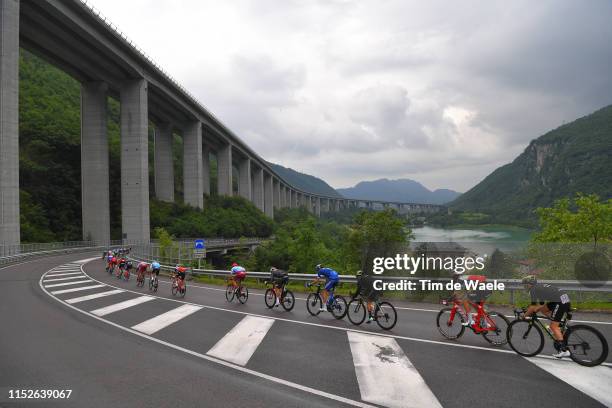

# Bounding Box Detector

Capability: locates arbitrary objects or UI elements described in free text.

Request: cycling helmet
[232,262,238,267]
[315,264,322,271]
[356,270,363,277]
[270,267,278,273]
[522,275,537,285]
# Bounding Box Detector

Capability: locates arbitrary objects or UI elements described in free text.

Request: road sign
[194,239,206,259]
[194,239,205,250]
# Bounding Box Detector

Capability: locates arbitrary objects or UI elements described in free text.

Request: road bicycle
[105,263,115,275]
[171,274,186,297]
[507,308,608,366]
[264,280,295,311]
[136,270,146,287]
[148,273,159,292]
[347,293,397,330]
[436,295,510,346]
[305,281,347,319]
[225,277,248,304]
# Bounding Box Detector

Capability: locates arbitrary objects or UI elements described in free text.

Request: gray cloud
[89,0,612,191]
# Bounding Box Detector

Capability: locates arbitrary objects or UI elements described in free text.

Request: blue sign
[194,239,205,250]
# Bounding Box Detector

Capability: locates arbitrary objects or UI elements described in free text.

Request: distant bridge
[0,0,444,251]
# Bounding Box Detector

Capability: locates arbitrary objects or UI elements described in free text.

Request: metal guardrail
[0,245,114,267]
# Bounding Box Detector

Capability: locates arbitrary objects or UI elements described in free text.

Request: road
[1,253,611,408]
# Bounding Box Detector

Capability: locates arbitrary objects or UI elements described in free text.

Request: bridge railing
[0,241,123,266]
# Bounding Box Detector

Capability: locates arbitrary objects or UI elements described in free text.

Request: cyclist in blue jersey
[315,264,339,312]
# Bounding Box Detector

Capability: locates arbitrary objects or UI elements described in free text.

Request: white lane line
[132,304,202,335]
[43,275,86,283]
[207,315,275,366]
[78,263,612,367]
[44,272,83,277]
[44,279,92,288]
[348,332,442,408]
[40,270,374,408]
[90,296,154,316]
[49,267,81,271]
[51,284,107,295]
[526,357,612,407]
[65,289,125,304]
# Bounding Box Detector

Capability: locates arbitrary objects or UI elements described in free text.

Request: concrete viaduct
[0,0,443,250]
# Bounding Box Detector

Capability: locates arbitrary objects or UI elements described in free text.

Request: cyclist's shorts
[272,276,289,286]
[547,302,570,322]
[234,271,246,280]
[364,289,381,302]
[152,269,160,276]
[325,279,339,292]
[177,272,186,280]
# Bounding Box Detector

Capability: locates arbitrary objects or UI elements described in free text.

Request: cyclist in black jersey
[521,275,572,358]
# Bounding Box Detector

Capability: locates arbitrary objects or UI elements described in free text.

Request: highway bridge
[0,0,443,252]
[1,252,611,407]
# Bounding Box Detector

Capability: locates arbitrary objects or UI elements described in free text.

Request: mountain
[451,105,612,224]
[267,163,343,198]
[336,179,461,204]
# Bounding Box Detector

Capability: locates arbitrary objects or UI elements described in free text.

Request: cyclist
[521,275,572,359]
[150,261,161,287]
[270,267,289,307]
[136,261,148,282]
[314,264,339,312]
[117,257,127,278]
[354,270,380,323]
[124,260,133,280]
[174,264,187,292]
[230,262,247,287]
[451,273,487,327]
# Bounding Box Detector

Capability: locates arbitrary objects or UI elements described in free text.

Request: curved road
[1,253,611,407]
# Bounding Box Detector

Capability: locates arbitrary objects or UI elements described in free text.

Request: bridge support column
[238,157,251,200]
[273,179,280,209]
[202,144,210,196]
[316,197,321,217]
[81,81,110,244]
[264,173,274,218]
[252,166,264,211]
[183,121,203,208]
[120,79,149,243]
[154,123,174,202]
[0,0,20,253]
[288,190,293,208]
[217,143,232,196]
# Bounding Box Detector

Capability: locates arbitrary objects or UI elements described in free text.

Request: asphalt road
[1,253,611,408]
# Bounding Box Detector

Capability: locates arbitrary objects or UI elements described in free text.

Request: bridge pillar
[217,143,232,196]
[264,173,274,218]
[279,185,285,208]
[120,79,150,243]
[0,0,20,253]
[81,81,110,244]
[202,144,210,196]
[238,157,251,200]
[273,179,280,209]
[252,166,264,211]
[316,197,321,217]
[288,190,293,208]
[154,123,174,202]
[183,121,203,208]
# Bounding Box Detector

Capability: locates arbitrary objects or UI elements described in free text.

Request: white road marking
[43,275,86,283]
[65,289,125,304]
[132,304,202,335]
[90,296,154,316]
[527,357,612,407]
[207,315,274,366]
[51,284,107,295]
[348,332,442,408]
[40,269,375,408]
[44,272,83,277]
[73,262,612,367]
[44,279,92,288]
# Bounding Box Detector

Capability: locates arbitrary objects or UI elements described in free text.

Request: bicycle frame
[444,297,498,334]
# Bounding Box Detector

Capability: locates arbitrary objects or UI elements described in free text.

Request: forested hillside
[267,162,343,198]
[337,178,460,204]
[450,105,612,225]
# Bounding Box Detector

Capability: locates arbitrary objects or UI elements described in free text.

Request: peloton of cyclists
[314,264,340,313]
[521,275,572,359]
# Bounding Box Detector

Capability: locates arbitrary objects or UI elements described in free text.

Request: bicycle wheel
[225,285,235,302]
[436,307,465,340]
[153,279,158,292]
[506,319,544,357]
[281,290,295,311]
[375,302,397,330]
[180,284,186,298]
[171,283,178,296]
[148,278,153,291]
[331,295,348,319]
[565,324,609,367]
[238,286,249,304]
[481,311,510,346]
[306,293,322,316]
[264,289,276,309]
[347,299,366,325]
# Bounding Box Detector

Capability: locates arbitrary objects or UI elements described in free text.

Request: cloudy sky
[87,0,612,192]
